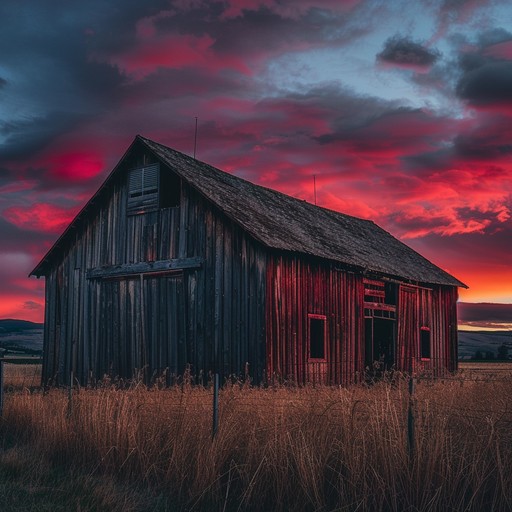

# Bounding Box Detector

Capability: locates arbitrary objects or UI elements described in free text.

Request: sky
[1,0,512,326]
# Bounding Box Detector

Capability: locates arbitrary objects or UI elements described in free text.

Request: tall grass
[1,363,41,389]
[1,375,512,511]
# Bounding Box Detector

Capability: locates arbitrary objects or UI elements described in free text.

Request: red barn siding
[397,284,458,375]
[265,255,364,385]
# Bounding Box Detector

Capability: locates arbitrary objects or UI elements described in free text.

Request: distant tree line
[472,343,511,361]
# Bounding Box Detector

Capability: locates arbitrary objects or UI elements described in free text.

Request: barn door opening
[363,279,397,378]
[364,317,395,375]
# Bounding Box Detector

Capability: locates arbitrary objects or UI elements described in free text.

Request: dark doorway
[364,317,395,375]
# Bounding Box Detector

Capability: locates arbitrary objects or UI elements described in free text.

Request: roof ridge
[138,135,375,226]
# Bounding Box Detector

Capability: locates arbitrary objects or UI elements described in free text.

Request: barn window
[420,327,431,360]
[159,167,181,208]
[308,314,327,360]
[128,163,160,214]
[127,163,181,214]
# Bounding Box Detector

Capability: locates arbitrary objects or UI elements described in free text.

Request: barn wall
[396,284,458,375]
[42,159,266,385]
[265,256,459,385]
[265,255,365,385]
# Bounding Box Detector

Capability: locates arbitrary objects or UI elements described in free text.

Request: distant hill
[458,330,512,360]
[0,319,44,333]
[0,319,44,355]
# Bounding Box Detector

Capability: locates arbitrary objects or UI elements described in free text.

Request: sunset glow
[1,0,511,324]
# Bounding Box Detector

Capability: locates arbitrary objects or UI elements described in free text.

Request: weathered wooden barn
[31,135,466,385]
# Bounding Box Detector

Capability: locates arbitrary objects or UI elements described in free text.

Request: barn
[31,135,466,386]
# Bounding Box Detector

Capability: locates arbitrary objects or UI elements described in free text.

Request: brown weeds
[1,374,512,511]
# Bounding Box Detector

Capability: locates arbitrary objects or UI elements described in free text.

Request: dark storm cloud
[454,130,512,159]
[0,168,10,187]
[151,2,369,59]
[0,112,80,162]
[454,27,512,106]
[0,1,128,162]
[0,77,7,88]
[456,60,512,105]
[377,36,440,67]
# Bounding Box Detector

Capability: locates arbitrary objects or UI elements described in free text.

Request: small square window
[308,314,327,360]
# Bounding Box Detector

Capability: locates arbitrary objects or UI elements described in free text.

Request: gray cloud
[456,60,512,105]
[23,300,43,311]
[0,111,81,162]
[458,302,512,323]
[477,27,512,47]
[377,35,440,67]
[0,217,48,251]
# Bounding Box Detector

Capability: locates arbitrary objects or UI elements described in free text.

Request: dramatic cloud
[457,59,512,106]
[459,302,512,323]
[377,36,441,70]
[3,203,77,234]
[2,0,512,322]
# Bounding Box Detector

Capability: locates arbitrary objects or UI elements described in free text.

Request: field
[1,364,512,511]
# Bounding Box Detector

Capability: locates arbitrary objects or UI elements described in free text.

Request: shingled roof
[31,135,466,288]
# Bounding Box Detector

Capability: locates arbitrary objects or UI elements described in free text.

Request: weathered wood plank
[86,257,203,279]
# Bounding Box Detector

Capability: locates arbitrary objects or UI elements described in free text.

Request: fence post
[212,373,219,440]
[407,376,416,461]
[67,340,77,418]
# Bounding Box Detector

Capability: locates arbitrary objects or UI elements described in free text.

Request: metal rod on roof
[194,116,198,159]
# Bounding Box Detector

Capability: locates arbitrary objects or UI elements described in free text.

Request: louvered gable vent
[127,163,160,214]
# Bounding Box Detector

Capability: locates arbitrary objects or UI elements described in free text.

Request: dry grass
[1,371,512,511]
[1,363,41,389]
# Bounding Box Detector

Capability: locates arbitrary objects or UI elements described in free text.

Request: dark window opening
[309,315,326,360]
[384,283,397,305]
[420,327,431,359]
[159,167,181,208]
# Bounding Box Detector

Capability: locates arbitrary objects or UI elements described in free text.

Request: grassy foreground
[1,366,512,511]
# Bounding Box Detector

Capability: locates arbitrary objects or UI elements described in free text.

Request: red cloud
[4,203,77,233]
[44,150,104,181]
[104,30,254,79]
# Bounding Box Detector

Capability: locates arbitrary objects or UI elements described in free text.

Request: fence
[0,357,42,416]
[1,358,511,457]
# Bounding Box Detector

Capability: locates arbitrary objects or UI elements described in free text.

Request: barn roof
[31,135,466,288]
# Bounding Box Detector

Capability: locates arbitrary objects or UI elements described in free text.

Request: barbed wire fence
[1,357,511,462]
